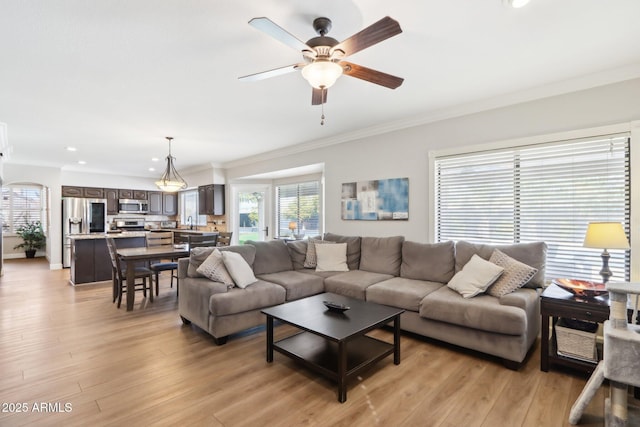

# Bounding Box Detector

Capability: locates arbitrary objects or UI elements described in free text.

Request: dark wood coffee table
[262,292,404,403]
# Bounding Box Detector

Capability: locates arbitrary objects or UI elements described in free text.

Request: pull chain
[320,87,326,126]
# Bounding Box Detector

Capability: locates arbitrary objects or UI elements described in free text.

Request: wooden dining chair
[105,237,154,308]
[146,231,179,296]
[187,234,218,248]
[216,232,232,247]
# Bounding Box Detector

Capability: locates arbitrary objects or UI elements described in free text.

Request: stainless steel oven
[118,199,149,214]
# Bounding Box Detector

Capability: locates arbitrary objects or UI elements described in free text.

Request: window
[1,184,47,234]
[434,134,630,282]
[179,190,206,226]
[275,181,320,238]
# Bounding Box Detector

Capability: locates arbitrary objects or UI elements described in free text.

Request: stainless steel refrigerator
[62,198,108,268]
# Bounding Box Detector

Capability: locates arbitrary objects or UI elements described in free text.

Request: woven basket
[556,318,598,362]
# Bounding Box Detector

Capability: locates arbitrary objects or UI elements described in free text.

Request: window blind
[1,185,44,233]
[435,135,630,282]
[275,181,320,238]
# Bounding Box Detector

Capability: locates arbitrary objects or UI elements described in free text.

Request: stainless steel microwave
[118,199,149,214]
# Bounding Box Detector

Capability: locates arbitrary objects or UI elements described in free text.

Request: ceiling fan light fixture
[155,136,187,192]
[301,60,343,89]
[503,0,531,8]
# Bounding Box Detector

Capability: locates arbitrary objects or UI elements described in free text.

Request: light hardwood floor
[0,258,623,426]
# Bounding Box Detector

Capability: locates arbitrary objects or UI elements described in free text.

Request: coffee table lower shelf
[274,331,394,381]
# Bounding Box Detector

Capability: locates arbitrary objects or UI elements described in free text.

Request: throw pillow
[486,249,538,297]
[447,254,504,298]
[187,246,217,277]
[222,251,258,289]
[196,249,235,288]
[315,242,349,272]
[304,238,336,268]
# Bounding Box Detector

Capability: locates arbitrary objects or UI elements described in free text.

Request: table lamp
[583,222,630,283]
[288,221,297,236]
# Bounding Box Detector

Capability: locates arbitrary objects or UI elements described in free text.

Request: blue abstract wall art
[341,177,409,220]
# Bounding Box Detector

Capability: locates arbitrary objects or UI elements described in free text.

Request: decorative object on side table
[582,221,630,283]
[13,220,46,258]
[552,278,608,298]
[323,300,350,313]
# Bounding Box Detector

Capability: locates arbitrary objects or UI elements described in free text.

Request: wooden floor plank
[0,258,622,426]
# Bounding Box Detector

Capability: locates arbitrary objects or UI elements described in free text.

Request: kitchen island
[68,230,218,286]
[69,232,147,286]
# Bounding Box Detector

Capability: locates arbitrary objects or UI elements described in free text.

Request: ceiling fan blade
[311,87,328,105]
[341,61,404,89]
[331,16,402,57]
[238,64,302,82]
[249,17,313,53]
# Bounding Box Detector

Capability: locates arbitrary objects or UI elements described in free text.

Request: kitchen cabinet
[105,188,119,214]
[148,192,163,215]
[62,186,106,198]
[198,184,225,215]
[149,191,178,216]
[163,193,177,215]
[70,236,146,285]
[118,189,148,200]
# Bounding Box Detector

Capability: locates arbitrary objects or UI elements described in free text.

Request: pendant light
[155,136,187,192]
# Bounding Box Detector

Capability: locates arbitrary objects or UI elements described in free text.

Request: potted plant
[14,220,46,258]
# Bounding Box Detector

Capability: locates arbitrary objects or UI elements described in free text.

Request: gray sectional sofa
[177,233,547,369]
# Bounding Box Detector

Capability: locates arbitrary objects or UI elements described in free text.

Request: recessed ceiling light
[77,160,86,165]
[149,167,155,172]
[151,157,159,162]
[503,0,531,8]
[66,146,77,152]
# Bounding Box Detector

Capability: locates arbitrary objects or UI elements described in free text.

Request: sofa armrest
[178,257,190,279]
[178,275,229,330]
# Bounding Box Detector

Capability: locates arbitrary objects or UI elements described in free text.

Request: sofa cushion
[324,270,393,300]
[366,277,443,312]
[287,240,308,270]
[304,238,337,268]
[246,240,293,275]
[486,249,538,297]
[187,245,256,278]
[455,240,547,288]
[257,270,325,301]
[401,240,455,283]
[222,251,258,288]
[419,286,527,336]
[359,236,404,276]
[196,249,235,288]
[209,280,286,316]
[323,233,361,270]
[447,254,504,299]
[315,243,349,272]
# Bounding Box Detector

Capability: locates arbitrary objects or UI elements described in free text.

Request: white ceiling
[1,0,640,179]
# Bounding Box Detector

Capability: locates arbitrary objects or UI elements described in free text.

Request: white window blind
[435,134,630,282]
[276,181,320,238]
[1,185,45,234]
[179,190,206,226]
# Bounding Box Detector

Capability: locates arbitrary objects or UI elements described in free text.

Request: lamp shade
[301,60,343,89]
[583,222,630,250]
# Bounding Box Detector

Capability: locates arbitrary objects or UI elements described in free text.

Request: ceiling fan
[239,16,404,108]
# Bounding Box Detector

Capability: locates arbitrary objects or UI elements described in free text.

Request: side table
[540,283,609,373]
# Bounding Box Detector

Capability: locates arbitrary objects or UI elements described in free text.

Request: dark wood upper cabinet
[62,186,84,197]
[83,187,104,198]
[148,191,163,215]
[105,188,119,214]
[133,190,148,200]
[118,189,134,199]
[163,192,177,216]
[198,184,225,215]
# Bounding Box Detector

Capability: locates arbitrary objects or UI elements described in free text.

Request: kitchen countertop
[68,229,218,240]
[69,232,148,240]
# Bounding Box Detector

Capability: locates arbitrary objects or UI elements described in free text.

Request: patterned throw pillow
[487,249,538,297]
[196,249,235,288]
[447,254,504,298]
[303,238,336,268]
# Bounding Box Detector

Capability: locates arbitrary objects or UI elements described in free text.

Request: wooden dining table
[116,245,190,311]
